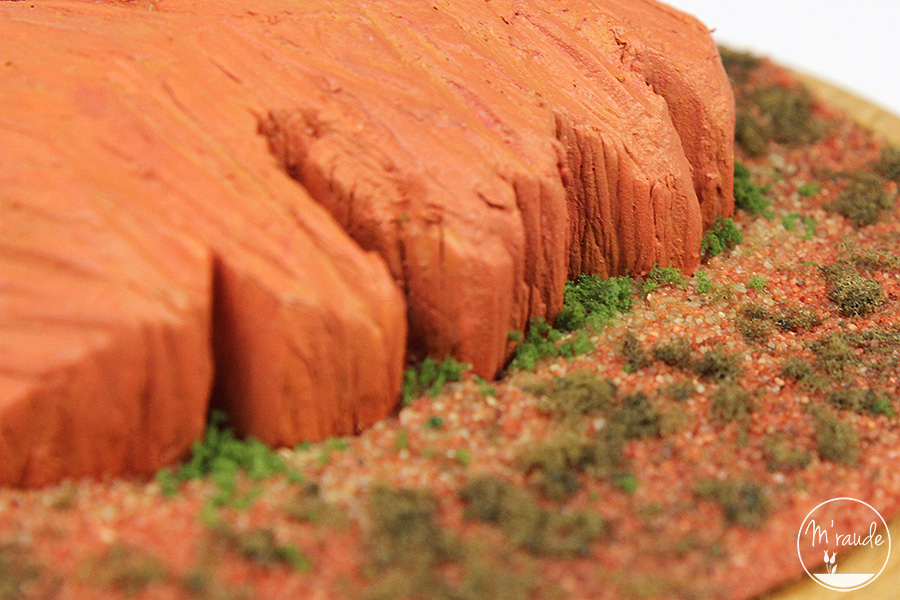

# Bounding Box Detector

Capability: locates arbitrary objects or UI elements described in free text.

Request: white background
[666,1,900,117]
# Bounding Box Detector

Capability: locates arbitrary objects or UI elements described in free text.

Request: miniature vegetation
[782,212,817,240]
[702,216,743,258]
[402,356,470,405]
[510,274,633,371]
[826,172,893,226]
[364,484,540,600]
[0,542,42,600]
[734,302,822,345]
[641,265,686,295]
[812,409,859,466]
[763,435,812,472]
[822,263,883,317]
[155,411,302,507]
[460,475,606,556]
[875,144,900,182]
[80,543,169,596]
[734,162,771,217]
[694,479,771,528]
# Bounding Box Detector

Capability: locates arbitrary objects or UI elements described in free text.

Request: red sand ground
[2,59,900,600]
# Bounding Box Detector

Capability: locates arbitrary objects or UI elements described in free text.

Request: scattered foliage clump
[660,379,698,402]
[610,392,663,439]
[734,304,774,345]
[155,411,302,505]
[702,216,743,258]
[822,264,883,317]
[709,384,753,424]
[509,318,593,371]
[652,336,695,370]
[798,182,822,197]
[812,409,859,466]
[620,331,651,372]
[0,543,42,600]
[781,357,814,381]
[460,475,606,556]
[694,269,713,294]
[782,212,818,240]
[809,332,858,377]
[403,357,470,405]
[694,479,771,528]
[734,162,771,217]
[529,370,618,422]
[826,172,893,226]
[875,144,900,182]
[556,275,634,332]
[641,265,687,295]
[763,436,812,472]
[845,247,900,271]
[693,348,743,382]
[520,424,626,492]
[81,543,169,596]
[208,523,312,573]
[747,276,768,292]
[718,47,760,85]
[827,387,895,416]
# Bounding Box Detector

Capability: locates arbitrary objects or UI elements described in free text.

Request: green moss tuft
[403,356,470,405]
[702,216,743,258]
[734,162,772,217]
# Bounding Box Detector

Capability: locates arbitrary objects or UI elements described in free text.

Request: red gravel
[2,58,900,600]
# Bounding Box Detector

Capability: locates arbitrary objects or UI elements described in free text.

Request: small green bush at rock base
[702,216,743,258]
[641,265,687,295]
[734,162,771,217]
[402,356,470,405]
[556,274,634,332]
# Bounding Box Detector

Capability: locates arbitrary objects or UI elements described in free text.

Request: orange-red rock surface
[0,0,733,486]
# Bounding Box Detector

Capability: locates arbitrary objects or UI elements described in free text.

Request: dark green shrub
[823,265,883,317]
[693,348,743,382]
[403,356,470,404]
[812,410,859,466]
[734,162,771,217]
[694,479,771,528]
[652,336,695,370]
[702,216,743,258]
[826,172,892,226]
[875,145,900,182]
[709,384,753,424]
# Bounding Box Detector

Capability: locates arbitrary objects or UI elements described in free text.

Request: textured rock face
[0,0,733,485]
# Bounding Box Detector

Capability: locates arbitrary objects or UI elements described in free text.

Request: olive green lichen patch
[694,479,771,528]
[709,384,753,424]
[527,370,618,422]
[460,475,606,557]
[763,436,812,472]
[620,332,651,372]
[826,172,893,227]
[693,348,744,382]
[652,336,695,370]
[875,144,900,182]
[822,264,883,317]
[812,409,859,466]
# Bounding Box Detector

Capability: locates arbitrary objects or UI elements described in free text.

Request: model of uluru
[0,0,734,486]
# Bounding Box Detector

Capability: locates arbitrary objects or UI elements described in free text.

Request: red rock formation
[0,0,733,485]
